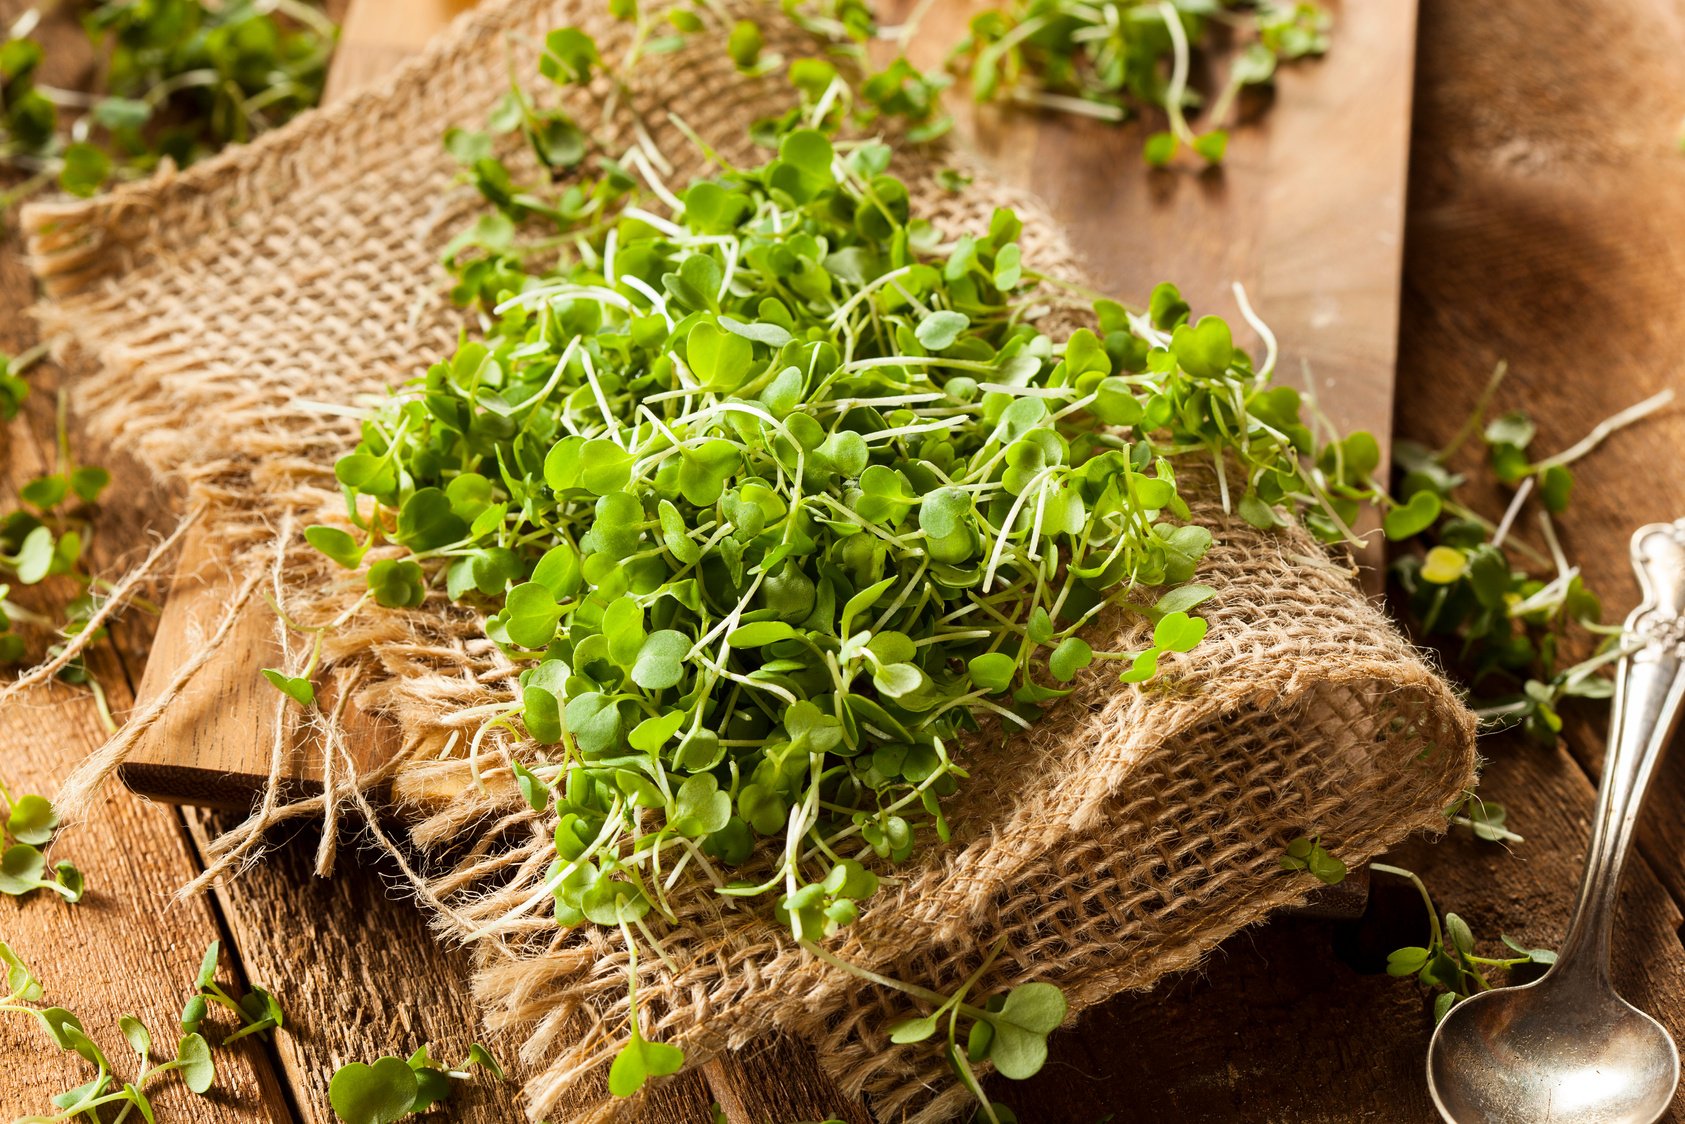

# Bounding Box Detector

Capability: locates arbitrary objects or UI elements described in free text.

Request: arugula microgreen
[0,937,289,1118]
[328,1041,506,1123]
[1372,863,1556,1024]
[0,774,82,902]
[1278,834,1345,886]
[948,0,1331,165]
[804,937,1063,1122]
[179,940,284,1044]
[1389,370,1673,746]
[0,371,130,729]
[0,0,337,211]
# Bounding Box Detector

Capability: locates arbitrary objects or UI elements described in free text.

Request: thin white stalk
[1533,388,1675,471]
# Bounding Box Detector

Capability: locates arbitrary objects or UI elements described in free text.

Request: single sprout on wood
[328,1041,506,1123]
[0,772,82,902]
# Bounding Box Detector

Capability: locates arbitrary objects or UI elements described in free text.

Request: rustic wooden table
[5,0,1685,1120]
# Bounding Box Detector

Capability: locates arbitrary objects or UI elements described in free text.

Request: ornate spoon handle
[1556,519,1685,980]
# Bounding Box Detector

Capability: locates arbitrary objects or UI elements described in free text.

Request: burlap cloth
[21,1,1477,1119]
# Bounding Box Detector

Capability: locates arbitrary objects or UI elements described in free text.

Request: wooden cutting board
[123,0,1414,807]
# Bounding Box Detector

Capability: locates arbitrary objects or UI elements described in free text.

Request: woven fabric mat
[23,1,1477,1119]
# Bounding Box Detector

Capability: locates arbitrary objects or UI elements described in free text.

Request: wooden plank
[0,216,293,1121]
[117,537,393,808]
[704,1041,876,1124]
[322,0,480,102]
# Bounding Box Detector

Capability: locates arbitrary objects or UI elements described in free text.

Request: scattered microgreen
[1280,376,1668,1021]
[948,0,1331,165]
[1388,371,1672,749]
[1279,850,1556,1024]
[1371,863,1556,1023]
[0,0,337,213]
[1278,834,1345,886]
[178,939,285,1044]
[0,773,82,903]
[1446,792,1522,844]
[0,370,130,730]
[259,598,326,708]
[328,1041,506,1123]
[0,936,288,1118]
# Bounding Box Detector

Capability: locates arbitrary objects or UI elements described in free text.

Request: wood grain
[0,208,291,1120]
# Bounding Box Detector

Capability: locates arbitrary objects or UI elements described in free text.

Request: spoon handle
[1557,518,1685,980]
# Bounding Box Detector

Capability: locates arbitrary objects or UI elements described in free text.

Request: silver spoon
[1428,517,1685,1124]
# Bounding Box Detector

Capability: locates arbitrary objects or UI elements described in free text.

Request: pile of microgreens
[328,1042,505,1124]
[291,18,1398,1115]
[948,0,1331,166]
[0,774,82,903]
[0,0,336,209]
[0,937,287,1121]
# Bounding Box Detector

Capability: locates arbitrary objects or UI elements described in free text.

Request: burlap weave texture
[24,1,1477,1119]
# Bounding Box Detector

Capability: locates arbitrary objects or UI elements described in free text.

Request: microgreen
[1280,377,1668,1027]
[259,600,327,708]
[1278,834,1345,886]
[328,1042,506,1123]
[805,937,1060,1120]
[179,939,285,1044]
[948,0,1331,165]
[1280,849,1555,1024]
[0,366,138,731]
[0,937,286,1119]
[0,773,82,903]
[0,0,337,214]
[1372,863,1555,1024]
[1387,371,1673,749]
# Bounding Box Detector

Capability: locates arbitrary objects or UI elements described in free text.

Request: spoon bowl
[1429,970,1679,1124]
